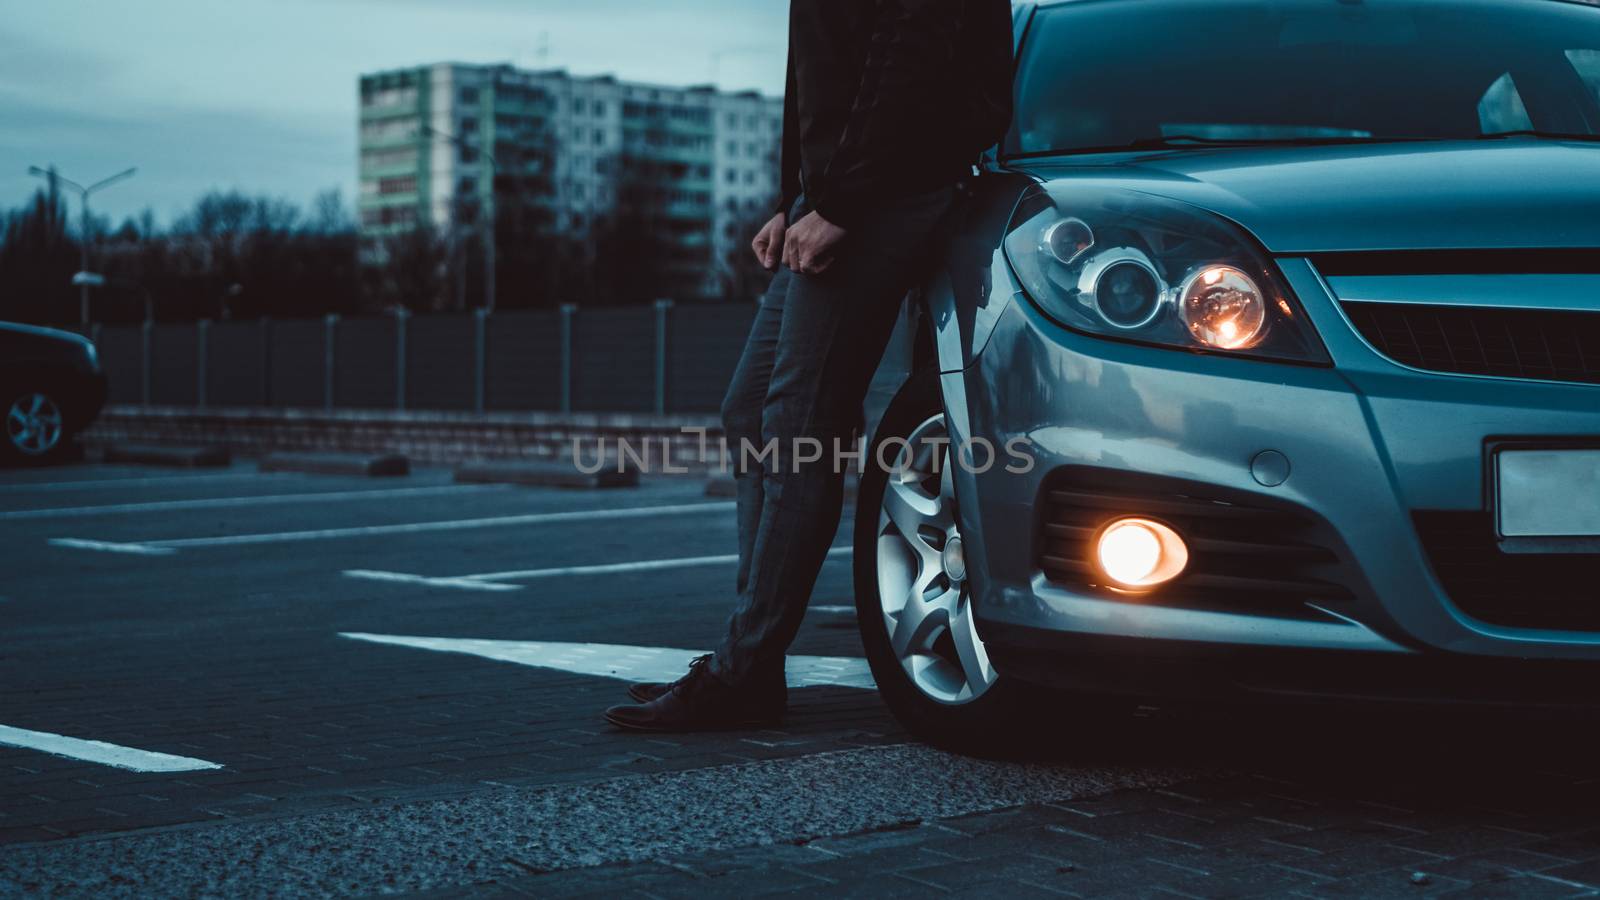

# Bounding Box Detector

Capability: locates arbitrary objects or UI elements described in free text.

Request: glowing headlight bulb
[1180,265,1267,350]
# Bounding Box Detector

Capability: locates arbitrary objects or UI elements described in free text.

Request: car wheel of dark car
[2,387,69,463]
[855,368,1055,753]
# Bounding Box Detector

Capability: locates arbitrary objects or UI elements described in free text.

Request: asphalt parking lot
[6,461,1600,898]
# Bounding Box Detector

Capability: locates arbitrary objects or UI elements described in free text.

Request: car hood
[1013,140,1600,254]
[0,320,92,347]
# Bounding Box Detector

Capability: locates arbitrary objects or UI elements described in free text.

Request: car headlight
[1004,185,1327,363]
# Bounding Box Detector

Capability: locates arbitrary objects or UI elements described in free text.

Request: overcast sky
[0,0,789,226]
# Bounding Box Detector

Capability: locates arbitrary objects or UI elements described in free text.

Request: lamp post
[419,125,498,313]
[28,165,137,328]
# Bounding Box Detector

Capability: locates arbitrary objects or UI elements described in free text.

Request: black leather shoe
[627,655,786,705]
[606,657,786,732]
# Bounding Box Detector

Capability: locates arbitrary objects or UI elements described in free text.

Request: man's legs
[721,267,792,601]
[712,187,957,685]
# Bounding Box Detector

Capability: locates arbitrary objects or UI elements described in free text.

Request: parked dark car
[1,321,107,463]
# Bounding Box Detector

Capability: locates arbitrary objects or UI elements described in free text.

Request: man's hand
[782,211,847,276]
[751,212,788,271]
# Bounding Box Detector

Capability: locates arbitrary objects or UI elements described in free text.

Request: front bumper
[958,257,1600,698]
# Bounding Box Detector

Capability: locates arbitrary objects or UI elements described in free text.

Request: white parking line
[342,546,851,591]
[340,632,877,690]
[0,724,224,773]
[51,501,737,554]
[343,570,524,592]
[48,538,176,556]
[1,484,509,521]
[2,472,294,493]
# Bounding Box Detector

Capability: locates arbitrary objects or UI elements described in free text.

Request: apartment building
[358,63,783,300]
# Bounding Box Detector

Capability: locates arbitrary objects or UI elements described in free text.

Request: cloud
[0,0,789,223]
[0,93,350,224]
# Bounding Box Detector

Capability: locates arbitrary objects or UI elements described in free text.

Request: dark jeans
[712,187,958,684]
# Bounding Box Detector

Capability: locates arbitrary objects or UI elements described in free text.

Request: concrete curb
[102,443,231,468]
[453,460,639,489]
[259,452,410,478]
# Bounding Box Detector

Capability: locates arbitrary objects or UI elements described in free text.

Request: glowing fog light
[1180,265,1267,350]
[1095,518,1189,589]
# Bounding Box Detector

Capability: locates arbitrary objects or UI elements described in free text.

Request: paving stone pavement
[7,463,1600,897]
[484,749,1600,899]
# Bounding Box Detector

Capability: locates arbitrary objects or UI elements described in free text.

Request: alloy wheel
[874,414,997,704]
[6,392,64,456]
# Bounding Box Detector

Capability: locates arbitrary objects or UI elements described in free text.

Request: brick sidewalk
[496,765,1600,898]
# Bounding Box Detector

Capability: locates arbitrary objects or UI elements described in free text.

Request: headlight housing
[1004,185,1327,364]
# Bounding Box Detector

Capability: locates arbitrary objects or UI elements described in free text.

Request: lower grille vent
[1035,470,1354,620]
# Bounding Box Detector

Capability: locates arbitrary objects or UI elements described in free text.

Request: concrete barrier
[454,460,639,489]
[260,451,409,477]
[102,443,231,468]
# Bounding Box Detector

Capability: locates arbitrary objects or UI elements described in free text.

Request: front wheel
[2,388,70,464]
[854,369,1036,752]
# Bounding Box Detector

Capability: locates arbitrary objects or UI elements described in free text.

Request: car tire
[854,368,1047,754]
[1,386,72,465]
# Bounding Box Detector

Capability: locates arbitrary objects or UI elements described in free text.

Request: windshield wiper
[1478,130,1600,142]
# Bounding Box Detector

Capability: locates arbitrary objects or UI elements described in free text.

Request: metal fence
[92,301,760,415]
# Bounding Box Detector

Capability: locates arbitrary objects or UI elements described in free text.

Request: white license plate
[1497,450,1600,538]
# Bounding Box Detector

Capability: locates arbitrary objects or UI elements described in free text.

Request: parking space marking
[343,570,524,592]
[48,538,176,556]
[2,472,297,493]
[342,546,851,590]
[2,484,510,521]
[0,724,223,773]
[50,501,738,554]
[340,632,877,690]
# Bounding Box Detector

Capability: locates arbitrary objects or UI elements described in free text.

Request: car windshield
[1008,0,1600,156]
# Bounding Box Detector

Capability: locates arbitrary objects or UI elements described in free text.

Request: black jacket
[777,0,1015,230]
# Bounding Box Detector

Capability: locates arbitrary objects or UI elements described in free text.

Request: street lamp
[28,165,137,328]
[419,124,498,313]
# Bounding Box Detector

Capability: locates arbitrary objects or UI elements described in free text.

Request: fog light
[1095,518,1189,589]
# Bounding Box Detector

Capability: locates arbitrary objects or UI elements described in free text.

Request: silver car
[854,0,1600,747]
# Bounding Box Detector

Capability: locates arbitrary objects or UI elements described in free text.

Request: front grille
[1414,511,1600,632]
[1035,470,1354,621]
[1343,301,1600,385]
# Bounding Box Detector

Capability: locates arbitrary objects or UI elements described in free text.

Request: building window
[461,146,478,164]
[361,206,417,227]
[725,141,738,157]
[360,148,418,169]
[379,176,418,195]
[575,98,587,115]
[461,88,479,105]
[360,117,420,141]
[460,117,478,134]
